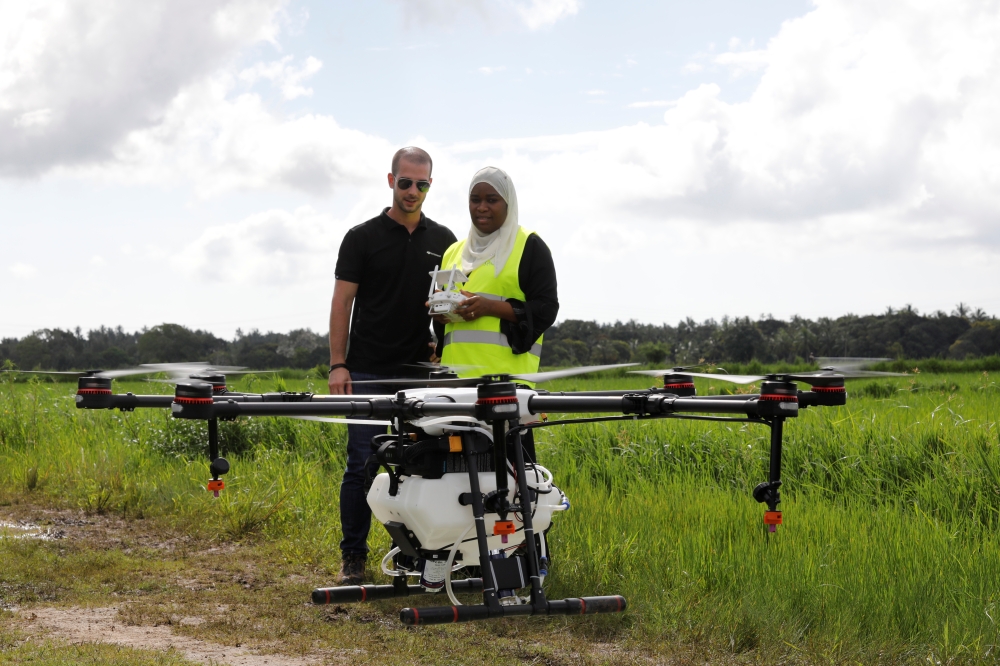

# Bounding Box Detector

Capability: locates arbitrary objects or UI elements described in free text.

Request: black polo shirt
[335,208,458,375]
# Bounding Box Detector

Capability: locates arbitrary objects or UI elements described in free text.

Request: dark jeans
[339,372,393,557]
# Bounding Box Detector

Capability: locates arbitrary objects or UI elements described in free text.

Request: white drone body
[427,265,469,323]
[366,386,568,571]
[368,469,566,566]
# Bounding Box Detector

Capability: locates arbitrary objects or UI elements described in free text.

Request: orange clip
[493,520,516,536]
[448,435,462,453]
[763,511,782,525]
[207,479,225,492]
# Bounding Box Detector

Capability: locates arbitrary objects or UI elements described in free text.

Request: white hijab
[461,166,519,277]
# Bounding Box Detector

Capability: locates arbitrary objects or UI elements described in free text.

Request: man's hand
[328,367,352,395]
[329,280,358,395]
[429,341,440,364]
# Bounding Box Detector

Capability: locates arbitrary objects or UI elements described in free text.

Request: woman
[438,166,559,388]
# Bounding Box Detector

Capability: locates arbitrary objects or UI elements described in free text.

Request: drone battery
[372,432,495,480]
[445,450,494,474]
[489,555,527,591]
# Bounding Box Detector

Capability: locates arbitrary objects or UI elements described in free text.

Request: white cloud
[714,49,769,77]
[12,109,52,129]
[428,0,1000,324]
[387,0,577,31]
[239,55,322,99]
[478,66,506,75]
[74,69,391,197]
[0,0,287,177]
[8,263,37,279]
[174,206,349,285]
[446,0,1000,252]
[585,90,607,96]
[0,0,389,197]
[515,0,579,30]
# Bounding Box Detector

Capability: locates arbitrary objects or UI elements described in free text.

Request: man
[328,146,457,585]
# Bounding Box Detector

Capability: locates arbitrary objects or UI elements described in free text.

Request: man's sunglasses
[396,177,431,193]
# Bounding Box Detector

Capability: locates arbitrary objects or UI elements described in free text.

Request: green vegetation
[3,304,999,373]
[2,369,999,663]
[545,308,1000,366]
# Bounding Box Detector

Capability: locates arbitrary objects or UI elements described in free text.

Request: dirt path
[21,607,329,666]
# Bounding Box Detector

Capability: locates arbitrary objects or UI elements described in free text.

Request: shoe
[335,552,367,586]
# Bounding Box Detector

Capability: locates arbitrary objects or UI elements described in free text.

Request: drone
[40,358,902,625]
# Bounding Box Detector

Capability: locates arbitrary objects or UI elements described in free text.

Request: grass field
[1,368,999,664]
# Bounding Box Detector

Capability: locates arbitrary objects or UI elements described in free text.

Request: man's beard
[395,193,421,213]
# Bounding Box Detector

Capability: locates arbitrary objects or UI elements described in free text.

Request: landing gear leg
[752,417,784,532]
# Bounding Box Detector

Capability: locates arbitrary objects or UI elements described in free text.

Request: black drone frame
[75,372,389,496]
[72,369,848,625]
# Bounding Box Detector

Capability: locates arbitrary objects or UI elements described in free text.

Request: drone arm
[177,399,389,420]
[527,394,759,417]
[75,392,175,410]
[173,396,478,420]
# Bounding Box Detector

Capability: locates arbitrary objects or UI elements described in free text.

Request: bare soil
[20,606,327,666]
[0,502,714,665]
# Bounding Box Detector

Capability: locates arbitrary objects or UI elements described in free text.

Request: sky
[2,0,999,339]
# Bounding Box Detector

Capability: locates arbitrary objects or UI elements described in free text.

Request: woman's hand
[454,290,517,322]
[426,298,451,325]
[454,291,493,321]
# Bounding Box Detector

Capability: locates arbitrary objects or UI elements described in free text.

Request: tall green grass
[2,371,999,662]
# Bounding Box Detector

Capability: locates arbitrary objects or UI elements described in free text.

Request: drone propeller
[630,368,762,384]
[145,369,270,385]
[131,362,251,377]
[2,367,169,379]
[631,367,906,387]
[351,363,640,388]
[404,362,483,374]
[1,362,250,380]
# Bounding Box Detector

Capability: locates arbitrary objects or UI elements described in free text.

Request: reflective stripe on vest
[443,330,542,357]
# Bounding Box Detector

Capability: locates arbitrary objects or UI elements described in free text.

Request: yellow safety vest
[440,227,542,382]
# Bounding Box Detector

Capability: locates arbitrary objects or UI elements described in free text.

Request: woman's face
[469,182,508,234]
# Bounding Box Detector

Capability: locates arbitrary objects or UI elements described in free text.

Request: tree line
[1,305,997,372]
[544,305,999,366]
